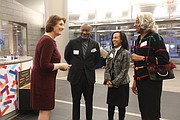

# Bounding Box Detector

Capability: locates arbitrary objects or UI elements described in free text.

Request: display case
[0,20,27,58]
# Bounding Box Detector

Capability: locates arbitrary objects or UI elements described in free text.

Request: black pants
[108,104,126,120]
[71,74,94,120]
[142,116,160,120]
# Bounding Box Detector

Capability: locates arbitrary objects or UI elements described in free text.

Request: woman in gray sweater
[104,31,130,120]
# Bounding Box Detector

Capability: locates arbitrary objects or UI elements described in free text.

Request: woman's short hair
[45,15,66,32]
[137,12,158,33]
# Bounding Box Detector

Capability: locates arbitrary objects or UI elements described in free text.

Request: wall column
[44,0,69,78]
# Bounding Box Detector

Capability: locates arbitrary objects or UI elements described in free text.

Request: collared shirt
[114,46,121,57]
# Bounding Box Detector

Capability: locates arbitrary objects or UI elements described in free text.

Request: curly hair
[137,12,158,33]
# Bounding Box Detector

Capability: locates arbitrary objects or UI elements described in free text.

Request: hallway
[10,68,180,120]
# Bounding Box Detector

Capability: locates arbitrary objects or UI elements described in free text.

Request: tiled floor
[9,111,38,120]
[8,68,180,120]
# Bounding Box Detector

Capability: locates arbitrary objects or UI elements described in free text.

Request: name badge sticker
[73,50,79,55]
[109,53,113,58]
[140,41,147,47]
[91,48,97,52]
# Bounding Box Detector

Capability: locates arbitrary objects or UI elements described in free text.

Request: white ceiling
[16,0,168,13]
[15,0,180,14]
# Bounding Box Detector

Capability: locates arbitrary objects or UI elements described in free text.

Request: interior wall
[0,0,44,57]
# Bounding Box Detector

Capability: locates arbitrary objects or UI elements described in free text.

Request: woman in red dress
[30,15,70,120]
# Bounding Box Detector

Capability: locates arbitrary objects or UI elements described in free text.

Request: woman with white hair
[131,12,169,120]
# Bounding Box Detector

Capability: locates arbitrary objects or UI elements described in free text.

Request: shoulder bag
[146,35,176,81]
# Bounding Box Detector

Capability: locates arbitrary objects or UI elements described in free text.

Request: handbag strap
[147,36,151,58]
[147,34,158,65]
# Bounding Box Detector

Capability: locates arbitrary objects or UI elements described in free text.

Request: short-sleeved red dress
[30,35,61,110]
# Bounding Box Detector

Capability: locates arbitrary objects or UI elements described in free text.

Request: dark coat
[30,35,60,110]
[104,47,130,106]
[133,32,169,80]
[104,47,130,88]
[64,37,100,85]
[133,32,170,118]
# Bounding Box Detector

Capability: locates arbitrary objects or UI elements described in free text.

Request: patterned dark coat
[104,47,130,106]
[104,47,130,88]
[133,32,169,80]
[133,31,170,118]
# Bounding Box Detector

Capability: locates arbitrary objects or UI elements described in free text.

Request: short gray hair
[137,12,158,33]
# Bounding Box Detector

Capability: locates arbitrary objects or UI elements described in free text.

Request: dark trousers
[108,104,126,120]
[142,116,160,120]
[71,73,94,120]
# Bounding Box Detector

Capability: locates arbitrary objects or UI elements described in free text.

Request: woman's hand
[59,63,71,71]
[106,80,113,88]
[132,80,138,95]
[131,53,145,61]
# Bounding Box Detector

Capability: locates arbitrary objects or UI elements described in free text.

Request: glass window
[0,20,27,58]
[69,21,180,59]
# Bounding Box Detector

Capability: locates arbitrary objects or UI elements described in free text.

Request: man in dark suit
[64,23,100,120]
